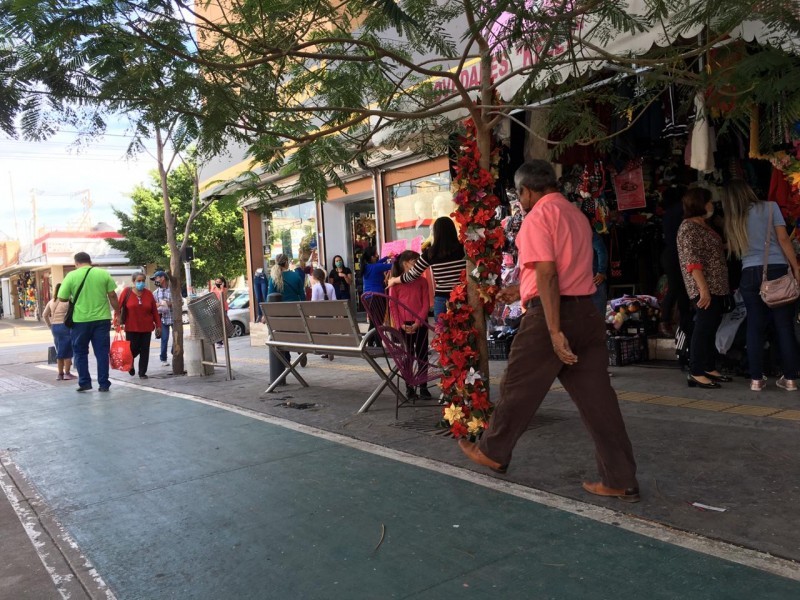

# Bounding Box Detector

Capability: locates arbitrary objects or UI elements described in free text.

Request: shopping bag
[47,346,57,364]
[109,331,134,372]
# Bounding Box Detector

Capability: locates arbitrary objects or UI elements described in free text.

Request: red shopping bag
[109,330,134,372]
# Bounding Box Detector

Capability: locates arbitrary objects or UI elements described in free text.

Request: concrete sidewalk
[2,333,800,597]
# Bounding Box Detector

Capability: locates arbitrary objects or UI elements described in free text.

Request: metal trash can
[266,293,288,386]
[187,293,234,341]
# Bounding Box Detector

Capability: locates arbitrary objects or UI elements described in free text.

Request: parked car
[227,293,251,337]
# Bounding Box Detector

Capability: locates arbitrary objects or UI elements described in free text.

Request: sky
[0,127,156,246]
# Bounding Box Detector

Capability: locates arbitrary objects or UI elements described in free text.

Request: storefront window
[264,201,318,265]
[388,172,454,245]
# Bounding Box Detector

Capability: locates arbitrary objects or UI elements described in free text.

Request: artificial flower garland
[432,119,504,439]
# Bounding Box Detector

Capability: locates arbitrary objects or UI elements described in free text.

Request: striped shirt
[400,249,466,297]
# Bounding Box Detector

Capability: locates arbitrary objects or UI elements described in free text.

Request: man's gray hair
[515,160,558,193]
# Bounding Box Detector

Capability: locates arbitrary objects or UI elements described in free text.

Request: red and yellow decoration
[432,119,504,439]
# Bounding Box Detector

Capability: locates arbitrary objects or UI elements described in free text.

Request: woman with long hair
[268,255,306,302]
[676,188,730,389]
[722,179,800,391]
[327,254,352,301]
[387,216,466,321]
[267,254,308,368]
[42,283,75,380]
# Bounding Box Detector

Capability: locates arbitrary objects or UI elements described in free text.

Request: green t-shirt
[57,266,116,323]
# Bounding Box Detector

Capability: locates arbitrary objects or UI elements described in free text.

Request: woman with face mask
[676,187,730,389]
[117,273,161,379]
[327,255,352,301]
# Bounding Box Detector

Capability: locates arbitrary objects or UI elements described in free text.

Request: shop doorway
[346,200,377,312]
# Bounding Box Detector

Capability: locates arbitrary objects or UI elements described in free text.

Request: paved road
[2,379,799,599]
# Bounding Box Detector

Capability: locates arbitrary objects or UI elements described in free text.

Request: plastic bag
[109,331,134,372]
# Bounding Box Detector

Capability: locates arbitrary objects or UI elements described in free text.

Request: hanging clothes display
[689,92,716,174]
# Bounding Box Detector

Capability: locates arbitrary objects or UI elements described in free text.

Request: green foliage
[109,161,245,284]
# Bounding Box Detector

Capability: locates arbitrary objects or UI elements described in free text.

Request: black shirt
[329,266,352,299]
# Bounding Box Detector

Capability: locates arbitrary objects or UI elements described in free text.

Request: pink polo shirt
[516,192,596,305]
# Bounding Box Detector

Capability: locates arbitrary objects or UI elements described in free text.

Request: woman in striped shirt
[387,216,466,321]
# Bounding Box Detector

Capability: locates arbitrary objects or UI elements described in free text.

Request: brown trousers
[479,298,638,489]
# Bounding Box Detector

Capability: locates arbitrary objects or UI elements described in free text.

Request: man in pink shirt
[459,160,640,503]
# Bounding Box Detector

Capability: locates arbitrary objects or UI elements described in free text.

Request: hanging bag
[64,267,94,328]
[109,328,134,372]
[759,205,800,308]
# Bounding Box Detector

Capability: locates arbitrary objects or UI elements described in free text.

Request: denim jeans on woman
[739,265,800,380]
[689,295,724,378]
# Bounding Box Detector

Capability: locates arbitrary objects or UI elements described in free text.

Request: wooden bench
[260,300,402,413]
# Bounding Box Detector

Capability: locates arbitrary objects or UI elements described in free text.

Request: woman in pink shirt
[388,250,432,399]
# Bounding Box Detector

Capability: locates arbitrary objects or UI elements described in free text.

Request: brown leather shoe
[582,481,641,503]
[458,439,508,474]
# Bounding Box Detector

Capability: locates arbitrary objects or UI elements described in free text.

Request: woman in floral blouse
[677,187,730,389]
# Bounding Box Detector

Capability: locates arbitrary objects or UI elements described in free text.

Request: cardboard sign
[381,239,407,258]
[613,165,646,211]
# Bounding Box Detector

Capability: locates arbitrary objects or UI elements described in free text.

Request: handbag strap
[72,267,94,306]
[762,203,773,283]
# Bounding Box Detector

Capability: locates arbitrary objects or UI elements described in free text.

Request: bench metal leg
[264,352,309,393]
[359,356,407,413]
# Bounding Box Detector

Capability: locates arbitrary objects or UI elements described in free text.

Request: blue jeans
[70,319,112,389]
[740,265,800,380]
[591,284,607,319]
[160,323,172,362]
[433,295,448,323]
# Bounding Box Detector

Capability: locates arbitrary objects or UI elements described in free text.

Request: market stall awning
[0,262,48,277]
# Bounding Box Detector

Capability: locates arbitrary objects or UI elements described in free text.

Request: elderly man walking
[459,160,640,502]
[151,270,173,367]
[57,252,120,392]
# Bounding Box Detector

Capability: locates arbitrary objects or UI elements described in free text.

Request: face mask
[215,283,222,288]
[335,260,343,268]
[705,209,714,219]
[135,282,146,291]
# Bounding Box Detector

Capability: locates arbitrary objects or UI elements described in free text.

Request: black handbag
[64,267,94,328]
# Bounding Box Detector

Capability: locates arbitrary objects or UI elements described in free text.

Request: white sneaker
[776,376,798,391]
[750,376,767,391]
[161,361,170,367]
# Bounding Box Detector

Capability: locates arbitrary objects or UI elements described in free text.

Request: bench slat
[265,316,307,333]
[309,333,362,346]
[305,318,356,335]
[298,301,352,318]
[269,332,315,345]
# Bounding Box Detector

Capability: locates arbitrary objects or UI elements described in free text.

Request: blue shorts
[51,323,73,359]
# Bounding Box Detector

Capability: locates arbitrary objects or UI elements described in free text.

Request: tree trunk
[156,129,186,375]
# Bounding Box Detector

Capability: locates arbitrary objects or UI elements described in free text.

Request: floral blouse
[676,220,730,299]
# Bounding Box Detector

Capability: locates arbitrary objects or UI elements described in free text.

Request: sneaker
[776,376,798,391]
[750,377,767,391]
[161,361,169,367]
[128,368,136,376]
[98,387,109,392]
[77,386,92,392]
[139,374,149,380]
[300,354,308,368]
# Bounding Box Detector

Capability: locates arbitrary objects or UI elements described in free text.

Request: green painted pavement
[1,385,798,599]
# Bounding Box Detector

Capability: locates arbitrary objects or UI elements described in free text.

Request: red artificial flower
[451,421,469,439]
